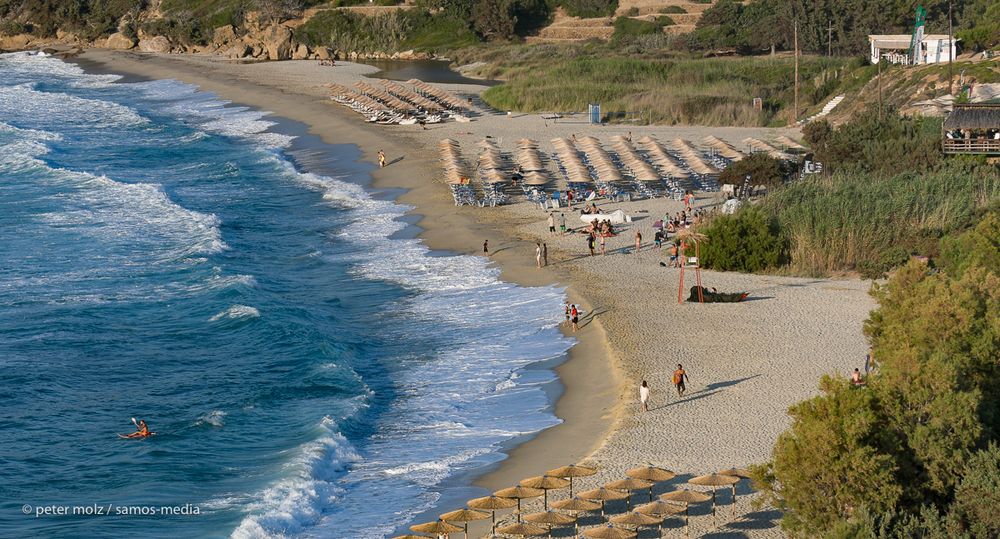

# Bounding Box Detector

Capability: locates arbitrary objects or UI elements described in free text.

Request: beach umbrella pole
[712,489,717,528]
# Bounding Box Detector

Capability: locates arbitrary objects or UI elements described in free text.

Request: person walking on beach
[559,213,567,235]
[634,230,642,254]
[639,380,650,412]
[669,242,679,267]
[672,364,688,397]
[599,234,606,256]
[587,233,596,256]
[377,150,386,168]
[535,242,542,268]
[547,213,556,234]
[483,239,489,255]
[570,304,579,332]
[543,243,548,267]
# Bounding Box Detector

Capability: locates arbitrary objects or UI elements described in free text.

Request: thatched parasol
[659,490,711,535]
[626,466,676,502]
[718,468,752,513]
[495,486,544,521]
[578,487,628,516]
[496,522,547,537]
[440,508,490,539]
[519,476,570,510]
[689,473,740,526]
[410,518,462,536]
[635,500,686,517]
[612,510,666,537]
[605,478,653,509]
[580,523,637,539]
[551,497,601,512]
[468,495,518,534]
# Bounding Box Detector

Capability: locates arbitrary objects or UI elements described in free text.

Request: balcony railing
[942,138,1000,155]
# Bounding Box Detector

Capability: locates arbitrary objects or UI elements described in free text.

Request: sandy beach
[73,50,877,537]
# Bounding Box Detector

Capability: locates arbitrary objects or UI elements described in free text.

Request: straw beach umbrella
[660,490,711,535]
[441,508,490,539]
[610,511,664,536]
[605,478,652,509]
[719,468,752,510]
[551,497,601,512]
[580,524,636,539]
[626,465,676,502]
[519,476,569,509]
[524,511,576,537]
[410,519,462,536]
[468,495,519,534]
[688,473,739,525]
[636,500,686,518]
[495,486,544,521]
[578,487,628,516]
[496,522,547,537]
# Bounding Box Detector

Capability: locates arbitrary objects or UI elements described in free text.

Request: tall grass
[763,162,1000,277]
[477,53,851,126]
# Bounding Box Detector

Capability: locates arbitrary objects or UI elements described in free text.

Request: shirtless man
[672,364,689,397]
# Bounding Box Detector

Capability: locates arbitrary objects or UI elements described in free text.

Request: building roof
[943,104,1000,130]
[869,34,955,49]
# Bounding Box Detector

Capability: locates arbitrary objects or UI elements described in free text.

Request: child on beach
[639,380,650,412]
[564,302,571,325]
[672,364,689,397]
[377,150,386,168]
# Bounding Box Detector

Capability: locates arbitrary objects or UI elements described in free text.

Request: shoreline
[71,49,623,535]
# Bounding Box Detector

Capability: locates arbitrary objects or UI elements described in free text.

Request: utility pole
[878,58,883,120]
[793,19,799,124]
[948,0,954,95]
[828,21,833,56]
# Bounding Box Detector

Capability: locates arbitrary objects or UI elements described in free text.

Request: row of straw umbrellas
[635,137,690,180]
[439,139,472,185]
[551,138,594,185]
[400,464,753,539]
[667,139,719,176]
[700,136,744,162]
[514,139,551,186]
[576,135,625,184]
[409,79,472,111]
[609,136,661,183]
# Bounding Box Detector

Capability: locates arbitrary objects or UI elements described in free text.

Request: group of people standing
[639,365,690,412]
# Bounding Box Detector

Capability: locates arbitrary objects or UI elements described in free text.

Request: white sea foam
[209,305,261,322]
[196,410,228,428]
[231,417,362,539]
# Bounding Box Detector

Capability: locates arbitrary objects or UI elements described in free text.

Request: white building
[869,34,957,65]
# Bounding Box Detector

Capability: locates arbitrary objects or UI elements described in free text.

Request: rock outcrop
[104,33,136,50]
[262,25,293,61]
[137,35,171,53]
[213,25,238,48]
[292,43,310,60]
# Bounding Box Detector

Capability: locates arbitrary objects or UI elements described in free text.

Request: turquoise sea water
[0,52,572,538]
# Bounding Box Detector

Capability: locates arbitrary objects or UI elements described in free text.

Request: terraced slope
[530,1,718,43]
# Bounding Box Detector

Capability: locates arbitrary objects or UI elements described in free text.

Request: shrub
[698,207,788,272]
[558,0,617,18]
[718,152,788,189]
[660,6,684,14]
[0,19,26,36]
[938,211,1000,279]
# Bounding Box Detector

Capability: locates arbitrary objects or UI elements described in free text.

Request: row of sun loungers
[328,78,471,125]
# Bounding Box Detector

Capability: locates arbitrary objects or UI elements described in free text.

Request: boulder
[315,47,332,60]
[104,33,135,50]
[397,49,416,60]
[227,44,251,59]
[138,36,171,53]
[292,43,310,60]
[213,25,237,47]
[262,25,293,60]
[0,34,32,50]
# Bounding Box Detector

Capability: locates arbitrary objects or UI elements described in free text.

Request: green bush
[698,207,788,272]
[938,211,1000,279]
[718,152,789,189]
[558,0,617,18]
[660,6,684,14]
[0,19,27,36]
[611,16,662,39]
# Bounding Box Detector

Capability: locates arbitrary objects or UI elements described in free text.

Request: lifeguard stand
[676,230,706,304]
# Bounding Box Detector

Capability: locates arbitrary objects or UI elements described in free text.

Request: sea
[0,51,573,538]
